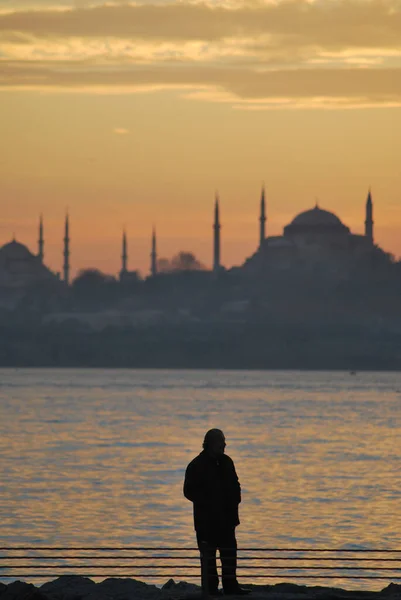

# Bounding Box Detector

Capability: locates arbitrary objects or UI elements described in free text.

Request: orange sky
[1,0,401,278]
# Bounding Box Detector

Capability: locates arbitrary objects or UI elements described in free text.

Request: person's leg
[197,530,219,593]
[218,527,238,593]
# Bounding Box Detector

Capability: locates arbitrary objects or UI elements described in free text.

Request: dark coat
[184,450,241,533]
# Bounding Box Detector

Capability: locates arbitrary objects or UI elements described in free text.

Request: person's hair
[203,428,224,449]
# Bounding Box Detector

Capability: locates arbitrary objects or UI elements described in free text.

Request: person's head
[203,428,226,458]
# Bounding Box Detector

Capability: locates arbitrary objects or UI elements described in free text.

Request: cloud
[1,61,400,103]
[1,0,401,107]
[1,0,401,46]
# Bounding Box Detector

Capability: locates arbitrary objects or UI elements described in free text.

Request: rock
[160,579,202,600]
[0,581,48,600]
[3,578,399,600]
[40,576,95,600]
[96,577,162,600]
[240,583,376,600]
[379,583,401,597]
[269,583,310,595]
[162,581,176,591]
[162,581,199,593]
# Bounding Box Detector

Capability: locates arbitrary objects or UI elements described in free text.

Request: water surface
[0,368,400,589]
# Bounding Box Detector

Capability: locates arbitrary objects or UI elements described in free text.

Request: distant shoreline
[2,327,401,371]
[2,317,401,372]
[1,364,401,372]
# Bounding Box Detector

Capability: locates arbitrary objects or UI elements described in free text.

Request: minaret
[63,212,70,285]
[38,214,44,263]
[259,185,266,248]
[121,229,128,274]
[151,227,157,277]
[213,194,221,273]
[365,188,374,244]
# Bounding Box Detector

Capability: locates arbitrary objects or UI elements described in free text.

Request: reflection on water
[1,368,401,590]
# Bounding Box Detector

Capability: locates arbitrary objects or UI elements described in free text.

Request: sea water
[0,368,400,589]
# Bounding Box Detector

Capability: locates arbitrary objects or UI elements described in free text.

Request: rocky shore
[0,577,400,600]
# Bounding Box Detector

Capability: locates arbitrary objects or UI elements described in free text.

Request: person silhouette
[184,429,250,596]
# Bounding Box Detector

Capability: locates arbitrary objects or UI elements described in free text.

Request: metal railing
[1,547,401,586]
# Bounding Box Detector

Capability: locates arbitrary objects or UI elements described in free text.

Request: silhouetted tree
[157,252,205,273]
[72,269,118,309]
[172,251,204,271]
[73,269,116,289]
[157,258,171,273]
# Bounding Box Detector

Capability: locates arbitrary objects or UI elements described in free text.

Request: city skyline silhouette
[0,187,387,280]
[1,0,400,277]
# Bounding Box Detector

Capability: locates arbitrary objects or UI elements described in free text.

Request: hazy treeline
[1,253,401,369]
[1,318,400,370]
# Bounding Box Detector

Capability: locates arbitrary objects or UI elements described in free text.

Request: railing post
[200,541,210,600]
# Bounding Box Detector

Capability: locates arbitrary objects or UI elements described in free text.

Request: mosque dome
[0,240,36,261]
[284,206,350,236]
[0,239,56,286]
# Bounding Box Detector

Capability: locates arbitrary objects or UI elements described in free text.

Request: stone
[96,577,162,600]
[160,580,201,600]
[40,576,95,600]
[0,581,48,600]
[379,583,401,597]
[162,581,176,591]
[2,577,400,600]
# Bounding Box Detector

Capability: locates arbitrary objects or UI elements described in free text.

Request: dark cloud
[1,1,401,105]
[1,60,400,104]
[0,0,400,49]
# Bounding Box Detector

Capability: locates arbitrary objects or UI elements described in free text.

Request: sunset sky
[1,0,400,278]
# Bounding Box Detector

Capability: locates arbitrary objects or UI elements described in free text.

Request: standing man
[184,429,250,596]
